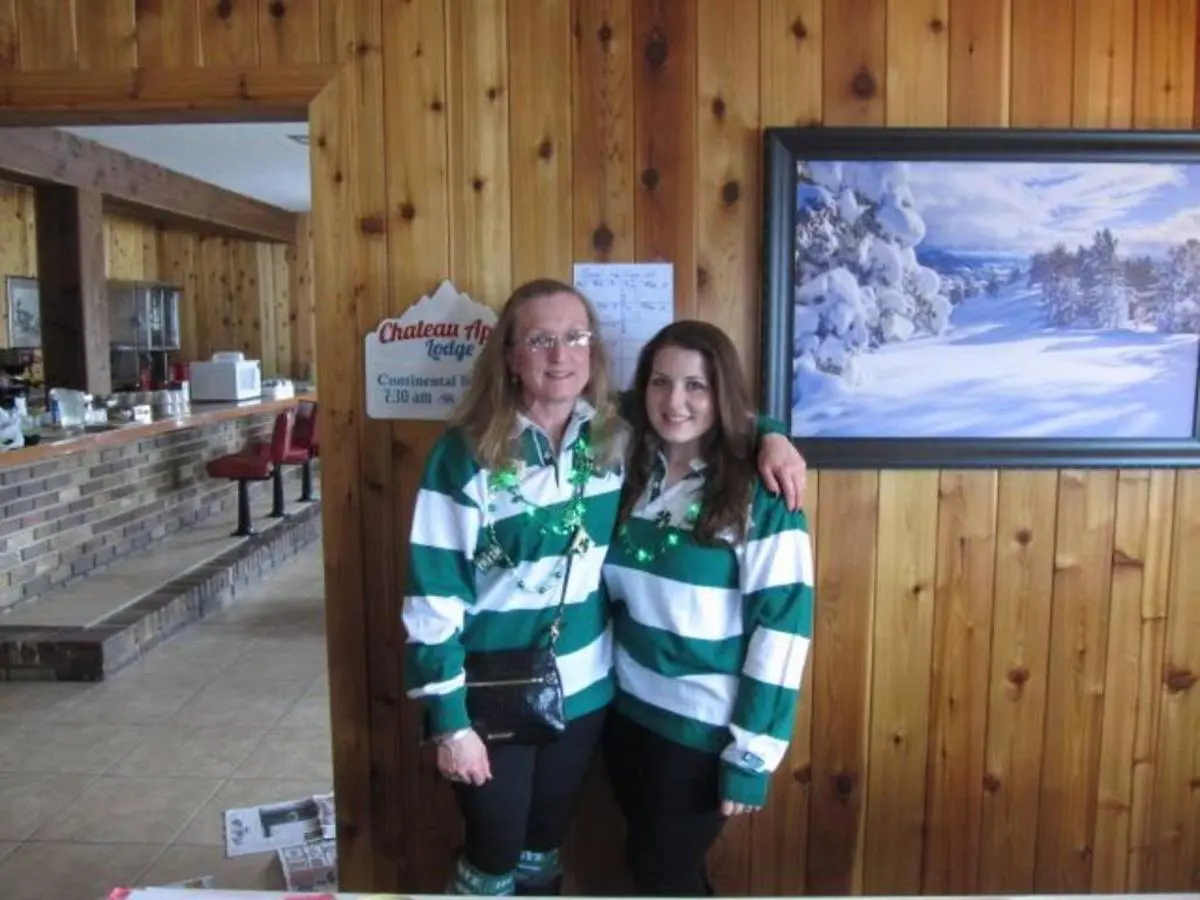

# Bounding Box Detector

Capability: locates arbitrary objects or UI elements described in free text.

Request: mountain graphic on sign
[365,279,498,367]
[398,279,479,324]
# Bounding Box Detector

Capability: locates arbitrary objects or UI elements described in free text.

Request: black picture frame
[761,125,1200,470]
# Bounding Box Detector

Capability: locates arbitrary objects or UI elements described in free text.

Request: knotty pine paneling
[3,0,338,70]
[0,180,311,376]
[0,177,35,348]
[4,0,1200,896]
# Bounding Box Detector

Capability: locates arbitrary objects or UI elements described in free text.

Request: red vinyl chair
[205,411,294,537]
[282,401,319,502]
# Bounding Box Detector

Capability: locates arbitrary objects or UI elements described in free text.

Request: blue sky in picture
[789,159,1200,440]
[905,160,1200,259]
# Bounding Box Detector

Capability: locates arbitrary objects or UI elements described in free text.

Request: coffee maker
[0,347,36,413]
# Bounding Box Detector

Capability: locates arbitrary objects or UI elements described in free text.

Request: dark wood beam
[0,126,297,243]
[0,64,330,126]
[35,185,111,397]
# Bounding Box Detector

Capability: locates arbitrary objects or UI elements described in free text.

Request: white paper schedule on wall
[572,262,675,390]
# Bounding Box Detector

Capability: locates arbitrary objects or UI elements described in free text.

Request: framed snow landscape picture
[761,126,1200,468]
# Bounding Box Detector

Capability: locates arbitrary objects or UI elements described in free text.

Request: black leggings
[602,711,725,896]
[452,707,607,878]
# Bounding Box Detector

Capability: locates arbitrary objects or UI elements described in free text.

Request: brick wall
[0,415,315,612]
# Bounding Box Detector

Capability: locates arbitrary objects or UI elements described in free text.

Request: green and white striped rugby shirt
[402,400,621,736]
[601,455,814,807]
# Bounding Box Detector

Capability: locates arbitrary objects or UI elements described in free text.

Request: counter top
[0,393,316,472]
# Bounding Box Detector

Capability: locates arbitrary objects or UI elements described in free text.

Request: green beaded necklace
[616,501,702,564]
[616,460,704,564]
[474,434,597,593]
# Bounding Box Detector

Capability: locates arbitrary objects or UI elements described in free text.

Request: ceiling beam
[0,126,297,243]
[0,64,330,126]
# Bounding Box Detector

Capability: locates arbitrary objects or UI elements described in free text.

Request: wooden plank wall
[0,180,315,378]
[3,0,1199,895]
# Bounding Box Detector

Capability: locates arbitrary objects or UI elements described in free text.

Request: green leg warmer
[447,854,516,896]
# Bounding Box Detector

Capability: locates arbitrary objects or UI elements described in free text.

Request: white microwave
[190,359,263,402]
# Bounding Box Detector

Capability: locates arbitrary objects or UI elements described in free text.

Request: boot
[448,853,516,895]
[514,848,563,896]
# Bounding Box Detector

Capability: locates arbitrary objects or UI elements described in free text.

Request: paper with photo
[223,793,328,858]
[278,837,338,892]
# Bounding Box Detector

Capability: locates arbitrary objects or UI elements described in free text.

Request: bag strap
[546,542,576,652]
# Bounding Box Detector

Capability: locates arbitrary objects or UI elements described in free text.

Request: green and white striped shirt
[601,454,814,807]
[402,400,622,735]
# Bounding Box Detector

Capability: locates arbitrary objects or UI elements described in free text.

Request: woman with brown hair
[601,320,815,896]
[401,280,806,896]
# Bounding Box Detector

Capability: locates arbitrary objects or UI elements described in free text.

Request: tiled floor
[0,548,331,899]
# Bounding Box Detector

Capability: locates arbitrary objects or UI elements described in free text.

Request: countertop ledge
[0,394,316,472]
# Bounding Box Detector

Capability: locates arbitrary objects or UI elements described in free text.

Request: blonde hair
[451,278,626,471]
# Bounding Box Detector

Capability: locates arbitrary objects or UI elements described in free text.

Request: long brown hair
[617,320,757,545]
[451,278,623,470]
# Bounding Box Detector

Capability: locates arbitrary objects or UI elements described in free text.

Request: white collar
[654,448,708,476]
[512,397,596,441]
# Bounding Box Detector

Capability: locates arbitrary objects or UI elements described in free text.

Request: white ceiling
[60,121,312,212]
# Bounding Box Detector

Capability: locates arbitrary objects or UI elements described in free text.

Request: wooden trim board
[0,64,332,125]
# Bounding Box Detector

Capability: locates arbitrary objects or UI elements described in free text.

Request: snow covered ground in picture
[789,157,1200,439]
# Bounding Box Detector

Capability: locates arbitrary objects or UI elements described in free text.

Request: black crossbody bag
[422,461,589,748]
[461,546,575,745]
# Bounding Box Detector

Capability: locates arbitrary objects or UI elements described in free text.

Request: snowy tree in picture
[1155,239,1200,333]
[792,160,952,388]
[1025,229,1200,334]
[1123,255,1160,323]
[1029,242,1084,326]
[1080,230,1133,329]
[1029,230,1134,329]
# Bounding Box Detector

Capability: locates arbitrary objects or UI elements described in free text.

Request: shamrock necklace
[616,463,703,564]
[475,435,597,593]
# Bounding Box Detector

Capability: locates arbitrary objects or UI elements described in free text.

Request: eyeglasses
[517,330,594,352]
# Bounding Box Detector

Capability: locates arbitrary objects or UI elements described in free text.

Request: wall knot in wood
[1164,664,1196,693]
[591,224,614,253]
[644,28,669,70]
[850,65,877,99]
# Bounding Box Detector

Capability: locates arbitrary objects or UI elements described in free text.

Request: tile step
[0,500,323,681]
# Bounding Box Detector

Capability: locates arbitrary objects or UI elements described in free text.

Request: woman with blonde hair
[401,279,804,896]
